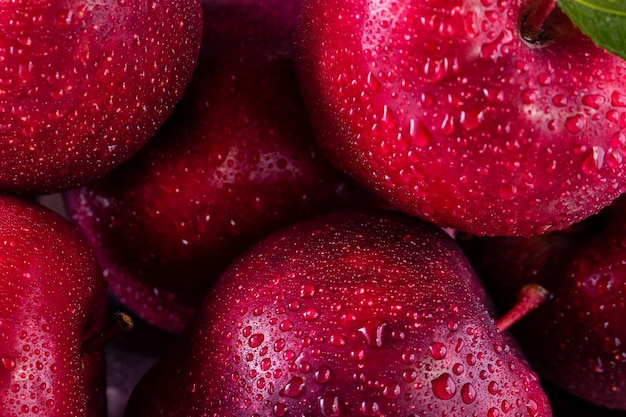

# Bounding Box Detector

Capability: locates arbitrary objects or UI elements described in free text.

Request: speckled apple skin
[295,0,626,237]
[0,0,202,194]
[64,0,375,333]
[124,209,551,417]
[459,194,626,410]
[0,195,108,417]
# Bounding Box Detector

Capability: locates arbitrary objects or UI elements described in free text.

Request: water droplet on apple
[279,376,305,398]
[382,382,401,399]
[460,382,476,404]
[359,400,380,416]
[402,368,418,382]
[408,119,432,147]
[526,398,539,416]
[248,333,264,348]
[582,94,605,109]
[582,146,606,175]
[611,91,626,107]
[279,319,293,332]
[358,319,387,347]
[1,355,16,371]
[303,307,320,321]
[314,365,332,383]
[319,392,341,416]
[460,109,484,131]
[488,381,500,395]
[366,72,381,91]
[300,284,316,298]
[431,372,456,400]
[488,407,500,417]
[565,114,585,134]
[521,88,537,105]
[329,333,346,346]
[428,342,447,360]
[552,94,567,107]
[273,402,287,416]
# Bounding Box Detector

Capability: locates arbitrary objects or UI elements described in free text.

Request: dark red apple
[0,195,108,416]
[457,194,626,410]
[295,0,626,236]
[64,0,374,333]
[124,209,551,417]
[0,1,202,194]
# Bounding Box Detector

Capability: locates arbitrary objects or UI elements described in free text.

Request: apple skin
[295,0,626,236]
[124,209,551,417]
[0,195,108,417]
[64,0,375,333]
[457,194,626,410]
[0,0,202,195]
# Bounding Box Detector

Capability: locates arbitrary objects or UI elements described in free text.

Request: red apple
[457,194,626,410]
[0,1,202,194]
[124,209,551,417]
[64,0,375,333]
[0,195,108,417]
[295,0,626,236]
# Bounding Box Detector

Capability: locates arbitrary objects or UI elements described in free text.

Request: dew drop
[582,94,605,109]
[315,365,332,383]
[611,91,626,107]
[408,119,432,147]
[359,400,380,416]
[488,381,500,395]
[249,334,264,348]
[358,319,387,348]
[279,319,293,332]
[488,407,500,417]
[521,88,537,105]
[280,376,305,398]
[452,363,464,375]
[382,382,401,399]
[300,284,316,298]
[366,72,381,91]
[319,392,341,416]
[273,402,287,416]
[460,109,484,131]
[428,342,447,360]
[582,146,606,175]
[461,382,476,404]
[565,114,585,134]
[303,307,320,321]
[431,373,456,400]
[1,355,16,371]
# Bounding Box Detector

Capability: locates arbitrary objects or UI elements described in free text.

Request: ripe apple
[0,0,202,194]
[0,195,108,417]
[457,194,626,409]
[64,0,374,333]
[124,209,551,417]
[295,0,626,236]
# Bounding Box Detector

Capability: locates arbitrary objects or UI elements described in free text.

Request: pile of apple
[1,0,626,416]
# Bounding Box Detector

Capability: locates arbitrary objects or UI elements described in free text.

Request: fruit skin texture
[64,0,373,333]
[0,195,108,417]
[0,0,202,195]
[457,194,626,410]
[295,0,626,236]
[124,209,551,417]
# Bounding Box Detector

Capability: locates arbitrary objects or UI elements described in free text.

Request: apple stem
[495,284,552,332]
[521,0,557,43]
[81,312,134,355]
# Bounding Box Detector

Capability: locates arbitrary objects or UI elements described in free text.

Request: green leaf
[557,0,626,60]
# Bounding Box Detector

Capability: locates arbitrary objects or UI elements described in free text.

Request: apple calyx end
[81,311,135,355]
[495,284,552,332]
